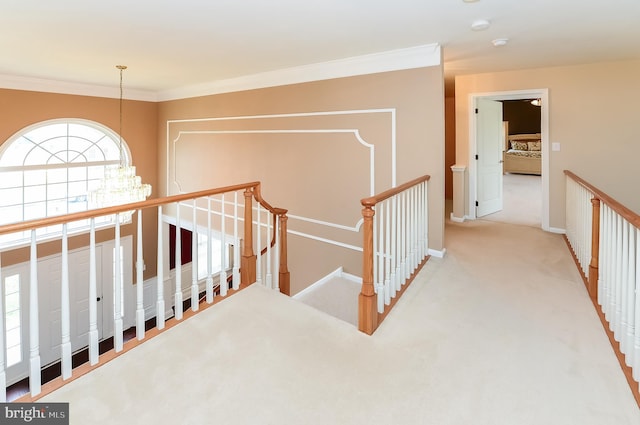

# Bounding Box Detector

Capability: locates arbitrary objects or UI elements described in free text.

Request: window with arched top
[0,119,133,247]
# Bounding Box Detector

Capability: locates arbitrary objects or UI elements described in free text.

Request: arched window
[0,119,132,246]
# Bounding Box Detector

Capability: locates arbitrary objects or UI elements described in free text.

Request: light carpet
[480,173,541,227]
[41,220,640,424]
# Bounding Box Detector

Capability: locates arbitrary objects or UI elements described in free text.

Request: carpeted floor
[480,173,541,227]
[41,219,640,424]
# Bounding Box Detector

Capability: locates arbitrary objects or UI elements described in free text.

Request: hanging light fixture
[89,65,152,216]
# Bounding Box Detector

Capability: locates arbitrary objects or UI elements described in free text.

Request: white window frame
[0,118,134,249]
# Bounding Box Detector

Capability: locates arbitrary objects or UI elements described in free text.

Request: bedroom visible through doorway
[476,96,544,228]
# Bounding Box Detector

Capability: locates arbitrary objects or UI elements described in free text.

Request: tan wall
[158,67,445,294]
[455,59,640,229]
[444,96,456,199]
[0,89,159,277]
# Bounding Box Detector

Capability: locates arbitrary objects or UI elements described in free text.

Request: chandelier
[89,65,151,217]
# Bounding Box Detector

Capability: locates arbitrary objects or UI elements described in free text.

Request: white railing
[0,182,288,401]
[359,175,430,335]
[564,170,640,396]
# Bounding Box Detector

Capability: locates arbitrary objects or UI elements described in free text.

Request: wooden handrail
[359,174,431,335]
[564,170,640,408]
[361,174,430,207]
[0,181,262,237]
[564,170,640,227]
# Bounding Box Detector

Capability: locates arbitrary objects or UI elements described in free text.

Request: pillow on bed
[528,140,541,151]
[511,141,528,150]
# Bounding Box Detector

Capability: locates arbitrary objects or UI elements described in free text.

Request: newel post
[359,205,378,335]
[241,188,257,285]
[588,197,600,300]
[276,209,291,296]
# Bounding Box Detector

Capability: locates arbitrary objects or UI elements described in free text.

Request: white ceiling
[1,0,639,99]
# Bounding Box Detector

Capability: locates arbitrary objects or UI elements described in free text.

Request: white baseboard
[428,248,447,258]
[449,212,465,223]
[548,227,566,234]
[293,267,361,298]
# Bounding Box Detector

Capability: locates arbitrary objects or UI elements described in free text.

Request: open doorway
[481,98,542,227]
[468,89,550,231]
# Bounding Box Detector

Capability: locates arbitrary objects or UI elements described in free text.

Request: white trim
[158,44,441,101]
[428,248,447,258]
[292,267,361,299]
[0,73,157,102]
[548,227,566,234]
[287,229,362,252]
[166,109,397,250]
[0,44,440,102]
[468,89,550,231]
[449,213,465,223]
[173,129,375,196]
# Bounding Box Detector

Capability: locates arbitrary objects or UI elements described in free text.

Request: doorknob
[97,297,102,302]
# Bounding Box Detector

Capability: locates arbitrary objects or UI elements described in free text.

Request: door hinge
[475,201,479,207]
[475,154,479,160]
[475,108,479,114]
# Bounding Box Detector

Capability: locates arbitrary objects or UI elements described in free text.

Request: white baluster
[605,212,616,322]
[385,199,394,300]
[256,202,263,286]
[620,220,630,352]
[402,191,409,281]
[273,214,280,292]
[633,227,640,382]
[88,218,99,365]
[191,199,199,312]
[0,254,6,402]
[597,204,606,307]
[156,206,166,329]
[29,229,41,396]
[206,197,214,304]
[613,215,624,337]
[220,194,228,297]
[379,201,389,307]
[265,208,272,289]
[603,206,613,317]
[174,205,183,320]
[624,224,636,364]
[391,195,399,292]
[136,210,145,340]
[233,192,240,290]
[424,181,429,256]
[114,214,123,352]
[60,224,72,379]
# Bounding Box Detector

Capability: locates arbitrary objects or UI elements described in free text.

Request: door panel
[476,98,504,217]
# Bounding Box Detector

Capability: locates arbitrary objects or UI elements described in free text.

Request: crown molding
[0,74,158,102]
[0,43,441,103]
[158,43,441,101]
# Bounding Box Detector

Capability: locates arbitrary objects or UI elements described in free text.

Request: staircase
[294,269,361,326]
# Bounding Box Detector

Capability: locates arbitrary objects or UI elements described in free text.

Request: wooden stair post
[359,205,378,335]
[276,208,291,296]
[241,188,256,285]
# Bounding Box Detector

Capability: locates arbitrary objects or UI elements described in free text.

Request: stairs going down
[294,272,361,327]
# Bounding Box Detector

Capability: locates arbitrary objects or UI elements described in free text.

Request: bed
[503,133,542,175]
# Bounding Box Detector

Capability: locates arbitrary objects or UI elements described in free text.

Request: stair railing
[564,170,640,406]
[359,174,430,335]
[0,181,288,401]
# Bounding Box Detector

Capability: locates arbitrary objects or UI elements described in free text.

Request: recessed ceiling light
[463,0,480,3]
[471,19,491,31]
[492,38,509,47]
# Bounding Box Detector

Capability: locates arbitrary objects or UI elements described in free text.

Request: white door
[476,98,504,217]
[2,237,133,385]
[38,247,104,367]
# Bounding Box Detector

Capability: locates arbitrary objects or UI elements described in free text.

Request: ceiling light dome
[471,19,491,31]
